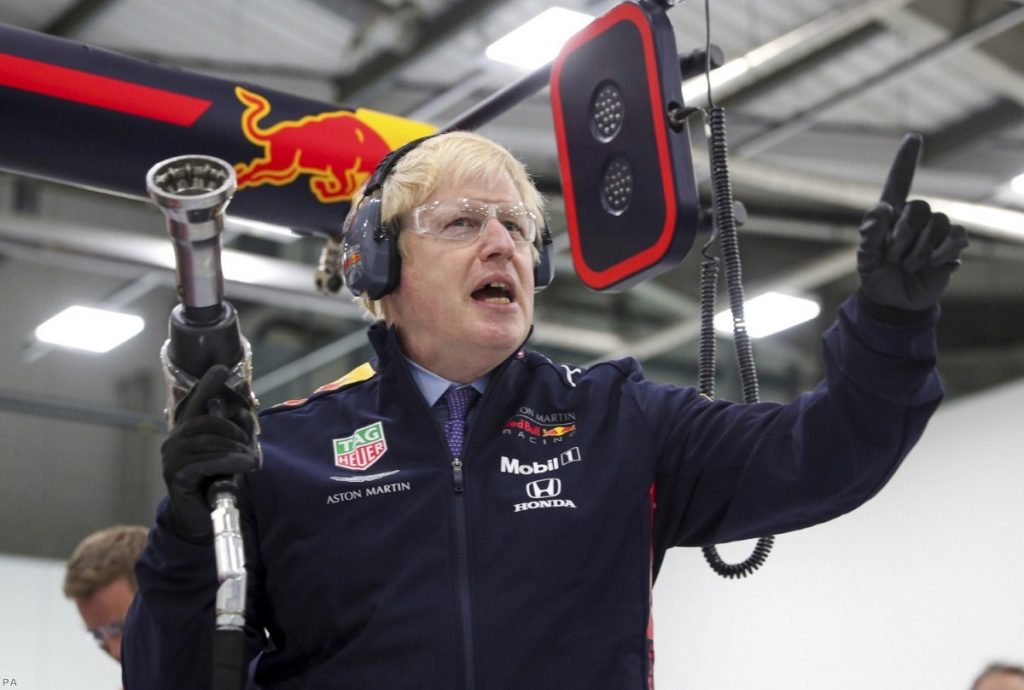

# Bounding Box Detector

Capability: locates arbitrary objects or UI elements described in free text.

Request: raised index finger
[880,133,923,210]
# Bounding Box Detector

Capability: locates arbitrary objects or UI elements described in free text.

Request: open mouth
[471,281,514,305]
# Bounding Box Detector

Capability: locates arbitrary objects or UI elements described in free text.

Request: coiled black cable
[696,242,719,401]
[699,105,774,578]
[702,532,774,579]
[708,107,760,405]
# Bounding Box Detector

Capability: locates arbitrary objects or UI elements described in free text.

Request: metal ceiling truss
[733,4,1024,159]
[923,97,1024,165]
[331,0,509,101]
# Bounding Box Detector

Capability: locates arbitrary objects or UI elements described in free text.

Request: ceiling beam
[732,4,1024,159]
[682,0,918,107]
[332,0,506,102]
[726,158,1024,244]
[922,98,1024,165]
[42,0,117,36]
[0,215,365,320]
[0,387,164,432]
[881,6,1024,108]
[719,23,886,109]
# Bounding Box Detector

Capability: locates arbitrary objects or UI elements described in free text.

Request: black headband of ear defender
[340,135,554,300]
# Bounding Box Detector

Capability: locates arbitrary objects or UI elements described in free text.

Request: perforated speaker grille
[590,81,625,142]
[600,157,633,215]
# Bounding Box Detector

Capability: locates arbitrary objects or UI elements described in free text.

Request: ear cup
[533,226,555,291]
[340,136,436,300]
[341,195,400,299]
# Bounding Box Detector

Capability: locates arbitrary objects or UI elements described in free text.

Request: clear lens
[412,198,536,243]
[88,620,125,644]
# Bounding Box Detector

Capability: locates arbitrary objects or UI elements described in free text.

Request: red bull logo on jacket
[233,87,433,203]
[502,408,578,446]
[333,421,388,470]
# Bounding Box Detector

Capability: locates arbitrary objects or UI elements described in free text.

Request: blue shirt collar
[404,357,490,408]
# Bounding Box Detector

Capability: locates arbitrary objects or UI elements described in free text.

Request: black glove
[858,133,969,315]
[161,365,259,544]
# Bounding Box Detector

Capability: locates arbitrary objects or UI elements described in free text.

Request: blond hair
[63,525,148,600]
[345,131,545,320]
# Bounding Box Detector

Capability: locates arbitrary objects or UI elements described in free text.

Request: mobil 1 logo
[500,446,581,476]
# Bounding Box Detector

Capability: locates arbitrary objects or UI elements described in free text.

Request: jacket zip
[445,361,513,690]
[394,344,517,690]
[450,453,475,690]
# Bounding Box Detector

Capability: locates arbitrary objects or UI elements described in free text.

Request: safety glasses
[87,620,124,646]
[409,198,538,244]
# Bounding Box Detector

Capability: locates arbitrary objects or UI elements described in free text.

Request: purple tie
[443,385,479,458]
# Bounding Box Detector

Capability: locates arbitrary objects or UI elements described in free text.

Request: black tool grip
[167,302,245,385]
[212,628,246,690]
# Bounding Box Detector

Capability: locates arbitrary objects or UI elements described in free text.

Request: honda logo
[526,477,562,499]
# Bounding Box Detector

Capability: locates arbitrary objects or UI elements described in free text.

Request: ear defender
[534,225,555,291]
[340,137,430,300]
[340,193,400,300]
[341,134,555,298]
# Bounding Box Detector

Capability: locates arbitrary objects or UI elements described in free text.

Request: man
[124,131,967,689]
[973,664,1024,690]
[64,525,148,663]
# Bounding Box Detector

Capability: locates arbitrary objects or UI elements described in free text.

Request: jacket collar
[366,321,532,377]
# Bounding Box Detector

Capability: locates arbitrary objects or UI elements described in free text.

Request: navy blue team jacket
[124,295,943,690]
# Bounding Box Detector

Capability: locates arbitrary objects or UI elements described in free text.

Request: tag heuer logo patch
[333,422,387,470]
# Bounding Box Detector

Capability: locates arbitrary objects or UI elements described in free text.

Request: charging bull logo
[234,86,392,203]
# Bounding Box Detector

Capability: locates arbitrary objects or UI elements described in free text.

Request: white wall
[0,554,121,690]
[654,378,1024,690]
[3,379,1022,690]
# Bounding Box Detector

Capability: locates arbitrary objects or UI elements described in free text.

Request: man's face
[76,576,135,662]
[382,172,535,381]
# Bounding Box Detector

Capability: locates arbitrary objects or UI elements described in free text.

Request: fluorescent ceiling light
[1011,172,1024,196]
[485,7,593,71]
[714,292,820,339]
[34,305,145,353]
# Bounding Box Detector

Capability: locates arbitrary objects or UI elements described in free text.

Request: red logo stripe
[0,54,211,126]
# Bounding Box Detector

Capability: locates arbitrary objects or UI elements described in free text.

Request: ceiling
[1,0,1023,560]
